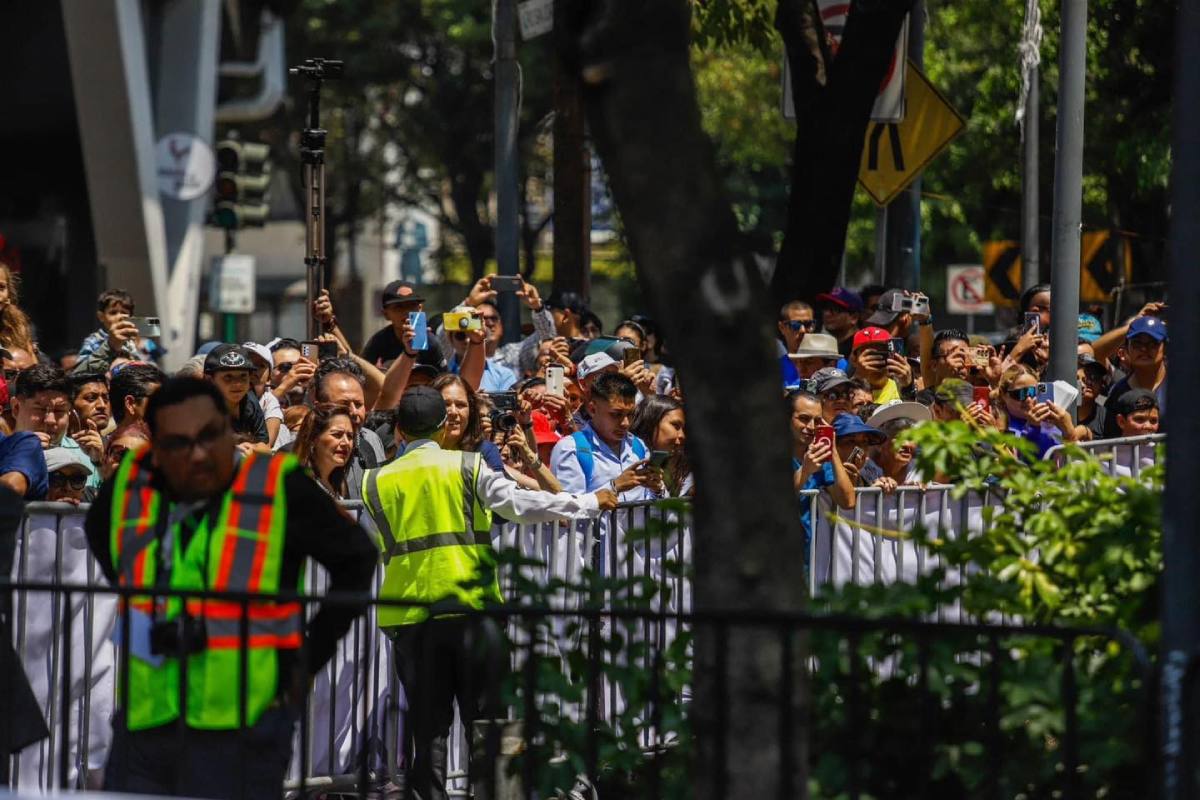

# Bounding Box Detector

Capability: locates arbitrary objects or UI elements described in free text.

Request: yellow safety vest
[109,448,302,731]
[362,444,501,627]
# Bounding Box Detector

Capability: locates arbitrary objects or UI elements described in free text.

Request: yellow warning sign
[858,61,965,207]
[983,232,1133,306]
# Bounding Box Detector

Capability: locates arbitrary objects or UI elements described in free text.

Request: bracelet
[526,455,543,470]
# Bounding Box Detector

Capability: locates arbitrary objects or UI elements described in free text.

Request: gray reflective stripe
[206,614,302,640]
[460,451,479,533]
[221,455,278,589]
[364,469,397,559]
[390,529,492,558]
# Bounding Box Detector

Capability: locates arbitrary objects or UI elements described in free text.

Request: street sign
[783,8,908,122]
[946,264,995,315]
[156,132,215,201]
[857,61,965,207]
[518,0,553,39]
[983,232,1132,306]
[984,240,1022,305]
[210,254,256,314]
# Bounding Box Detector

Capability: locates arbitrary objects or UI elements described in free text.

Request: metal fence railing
[1044,432,1165,477]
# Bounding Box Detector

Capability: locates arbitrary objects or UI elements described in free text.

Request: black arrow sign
[986,243,1021,301]
[867,122,905,172]
[1086,232,1122,295]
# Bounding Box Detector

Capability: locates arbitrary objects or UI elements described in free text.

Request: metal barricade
[1044,433,1165,478]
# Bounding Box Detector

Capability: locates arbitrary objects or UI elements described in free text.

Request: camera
[444,311,482,332]
[149,616,208,657]
[488,392,520,433]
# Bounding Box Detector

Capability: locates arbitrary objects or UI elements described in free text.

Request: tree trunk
[449,171,494,281]
[551,57,592,300]
[772,0,914,308]
[559,2,808,797]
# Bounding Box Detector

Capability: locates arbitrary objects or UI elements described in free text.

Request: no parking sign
[946,265,995,315]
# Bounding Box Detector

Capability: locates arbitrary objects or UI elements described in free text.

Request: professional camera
[488,392,519,433]
[149,616,209,657]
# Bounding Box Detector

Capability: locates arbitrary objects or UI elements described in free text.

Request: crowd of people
[0,257,1167,795]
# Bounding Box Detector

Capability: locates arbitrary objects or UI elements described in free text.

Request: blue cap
[831,412,887,445]
[815,287,864,313]
[1077,314,1103,343]
[196,340,223,356]
[1127,316,1167,342]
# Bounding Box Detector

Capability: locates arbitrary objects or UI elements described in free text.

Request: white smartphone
[545,364,565,397]
[130,316,161,338]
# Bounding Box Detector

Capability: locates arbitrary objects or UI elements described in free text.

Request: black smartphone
[1024,312,1041,334]
[888,337,906,357]
[648,450,671,468]
[490,275,523,292]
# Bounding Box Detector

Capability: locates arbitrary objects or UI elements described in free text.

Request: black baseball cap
[203,344,255,374]
[866,289,904,327]
[544,290,586,315]
[397,385,447,435]
[382,279,425,308]
[1111,388,1158,416]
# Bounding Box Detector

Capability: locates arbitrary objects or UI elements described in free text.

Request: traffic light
[211,140,271,229]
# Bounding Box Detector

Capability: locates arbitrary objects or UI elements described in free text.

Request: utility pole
[494,0,521,343]
[1021,69,1040,292]
[1047,0,1086,397]
[552,60,592,303]
[1161,0,1200,796]
[885,0,924,291]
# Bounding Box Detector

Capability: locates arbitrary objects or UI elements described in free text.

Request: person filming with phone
[789,391,855,558]
[849,327,908,403]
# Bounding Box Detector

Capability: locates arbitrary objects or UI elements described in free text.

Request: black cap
[382,279,425,308]
[544,290,586,315]
[866,289,904,327]
[203,344,255,374]
[1111,388,1158,416]
[397,385,447,435]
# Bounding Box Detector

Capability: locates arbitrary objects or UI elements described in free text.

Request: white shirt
[402,440,601,522]
[259,388,284,421]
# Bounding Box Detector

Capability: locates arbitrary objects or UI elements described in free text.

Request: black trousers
[390,619,501,800]
[102,706,297,798]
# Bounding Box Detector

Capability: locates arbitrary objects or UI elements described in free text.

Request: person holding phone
[849,327,907,403]
[630,395,691,497]
[996,366,1077,458]
[361,280,449,370]
[788,391,855,558]
[451,275,558,377]
[71,289,160,376]
[445,300,519,392]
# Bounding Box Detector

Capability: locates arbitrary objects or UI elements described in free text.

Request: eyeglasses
[156,423,228,456]
[478,314,501,325]
[823,387,854,401]
[49,473,87,490]
[786,320,816,332]
[1006,386,1038,401]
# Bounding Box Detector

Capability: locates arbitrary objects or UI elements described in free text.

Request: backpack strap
[571,430,595,487]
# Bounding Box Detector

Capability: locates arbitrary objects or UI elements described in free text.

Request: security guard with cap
[84,376,377,798]
[362,386,617,800]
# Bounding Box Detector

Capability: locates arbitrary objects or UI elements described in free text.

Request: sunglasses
[823,387,854,401]
[786,320,816,332]
[49,472,87,490]
[275,361,295,375]
[1006,386,1038,401]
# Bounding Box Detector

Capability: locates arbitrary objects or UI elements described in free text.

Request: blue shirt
[550,423,651,501]
[795,458,836,562]
[781,355,801,391]
[0,432,49,499]
[1006,419,1061,460]
[449,355,518,393]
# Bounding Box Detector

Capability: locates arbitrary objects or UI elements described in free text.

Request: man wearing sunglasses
[44,447,92,503]
[777,300,817,389]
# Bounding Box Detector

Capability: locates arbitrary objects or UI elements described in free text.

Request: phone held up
[408,311,429,351]
[489,275,523,292]
[301,340,339,363]
[545,364,565,397]
[1024,312,1041,335]
[622,347,640,368]
[814,424,835,460]
[1036,382,1054,406]
[973,386,991,409]
[130,316,162,338]
[887,337,906,357]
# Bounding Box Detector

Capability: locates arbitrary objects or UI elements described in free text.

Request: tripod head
[288,58,344,81]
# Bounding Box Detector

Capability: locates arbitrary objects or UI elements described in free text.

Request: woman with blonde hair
[995,364,1078,459]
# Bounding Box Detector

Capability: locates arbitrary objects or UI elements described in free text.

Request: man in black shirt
[84,377,377,796]
[362,279,447,370]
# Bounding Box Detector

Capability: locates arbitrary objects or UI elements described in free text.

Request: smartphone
[848,446,866,468]
[888,337,906,357]
[301,340,339,362]
[545,364,565,397]
[973,345,991,368]
[1036,382,1053,405]
[444,311,482,332]
[1024,312,1041,335]
[622,347,640,368]
[648,450,671,469]
[490,275,523,292]
[130,316,161,338]
[408,311,429,351]
[814,424,835,458]
[973,386,991,408]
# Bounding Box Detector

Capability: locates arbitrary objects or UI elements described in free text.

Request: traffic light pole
[289,58,343,341]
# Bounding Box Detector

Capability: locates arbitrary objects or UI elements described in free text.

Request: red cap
[529,410,562,446]
[852,326,890,351]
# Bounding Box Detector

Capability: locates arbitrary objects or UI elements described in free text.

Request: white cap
[578,352,619,380]
[241,342,273,368]
[45,447,93,475]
